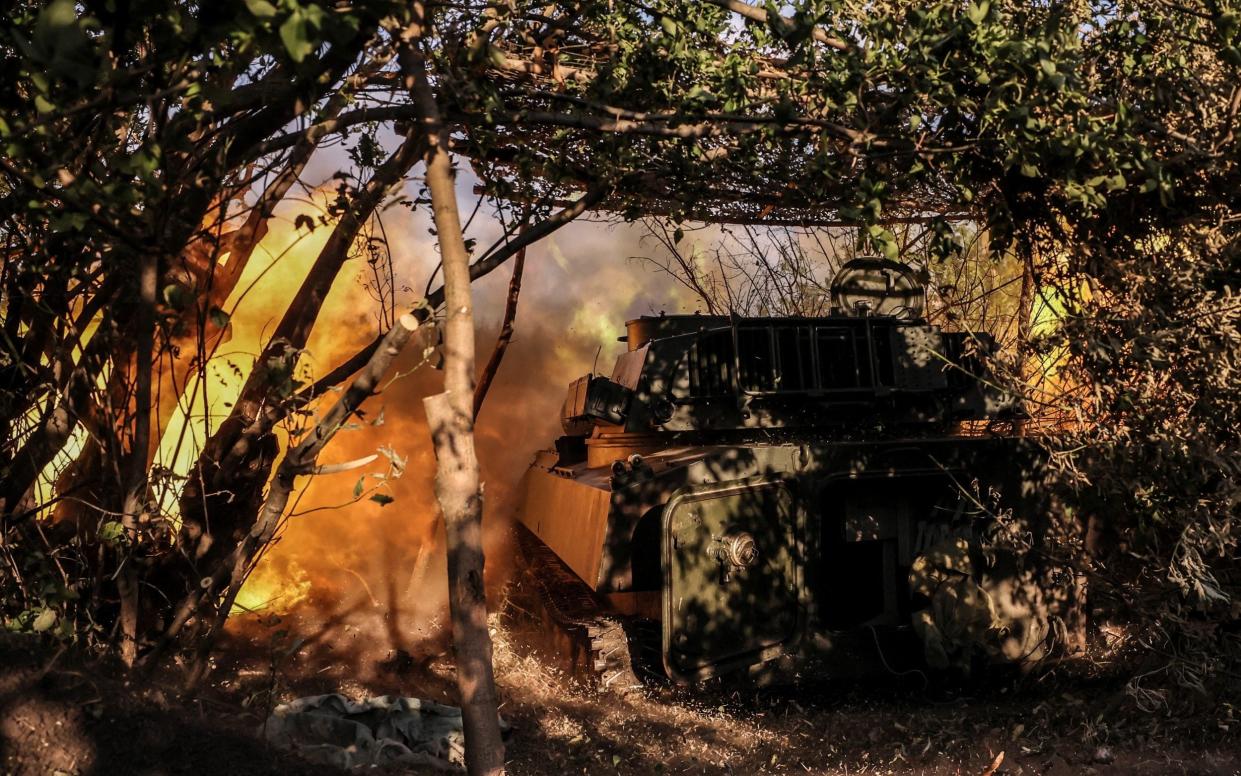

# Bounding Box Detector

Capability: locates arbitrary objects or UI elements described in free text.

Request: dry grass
[5,617,1236,776]
[478,617,1239,776]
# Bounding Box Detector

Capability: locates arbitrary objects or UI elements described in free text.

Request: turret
[559,259,1016,447]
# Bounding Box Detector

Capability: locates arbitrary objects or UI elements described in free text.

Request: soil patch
[0,634,353,776]
[3,624,1238,776]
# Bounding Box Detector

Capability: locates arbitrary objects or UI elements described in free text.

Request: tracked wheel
[510,524,657,692]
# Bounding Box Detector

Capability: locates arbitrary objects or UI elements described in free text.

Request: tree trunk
[473,241,525,420]
[1014,251,1036,434]
[118,251,159,667]
[179,312,425,684]
[409,42,507,776]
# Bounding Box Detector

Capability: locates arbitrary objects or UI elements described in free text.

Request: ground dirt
[2,621,1238,776]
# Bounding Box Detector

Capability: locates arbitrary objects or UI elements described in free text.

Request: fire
[33,181,698,668]
[232,557,313,615]
[152,209,337,488]
[212,213,698,661]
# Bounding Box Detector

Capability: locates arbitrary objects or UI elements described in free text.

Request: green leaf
[1216,10,1239,38]
[130,148,159,176]
[32,608,57,632]
[244,0,278,18]
[965,1,990,25]
[870,228,899,261]
[866,197,883,219]
[28,71,49,94]
[279,12,314,63]
[353,477,365,499]
[208,306,230,329]
[99,521,124,544]
[369,493,395,506]
[673,228,685,243]
[37,0,77,34]
[51,211,89,232]
[660,16,678,36]
[162,283,192,310]
[34,95,55,114]
[880,237,899,261]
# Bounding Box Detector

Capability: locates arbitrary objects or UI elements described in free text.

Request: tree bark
[473,242,525,420]
[1014,251,1036,435]
[118,251,158,667]
[408,39,507,776]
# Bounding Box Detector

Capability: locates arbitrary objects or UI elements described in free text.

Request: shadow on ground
[2,624,1238,776]
[0,634,347,776]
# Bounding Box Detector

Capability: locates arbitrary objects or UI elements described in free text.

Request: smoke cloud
[217,184,697,675]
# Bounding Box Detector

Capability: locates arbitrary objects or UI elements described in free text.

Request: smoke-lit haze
[177,165,699,674]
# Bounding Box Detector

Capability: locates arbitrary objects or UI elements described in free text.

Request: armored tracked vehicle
[513,258,1046,687]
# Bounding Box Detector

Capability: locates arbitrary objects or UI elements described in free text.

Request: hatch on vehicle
[662,479,802,682]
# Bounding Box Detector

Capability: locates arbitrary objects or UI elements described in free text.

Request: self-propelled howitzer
[513,259,1049,686]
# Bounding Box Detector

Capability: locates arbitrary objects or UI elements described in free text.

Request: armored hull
[513,260,1047,685]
